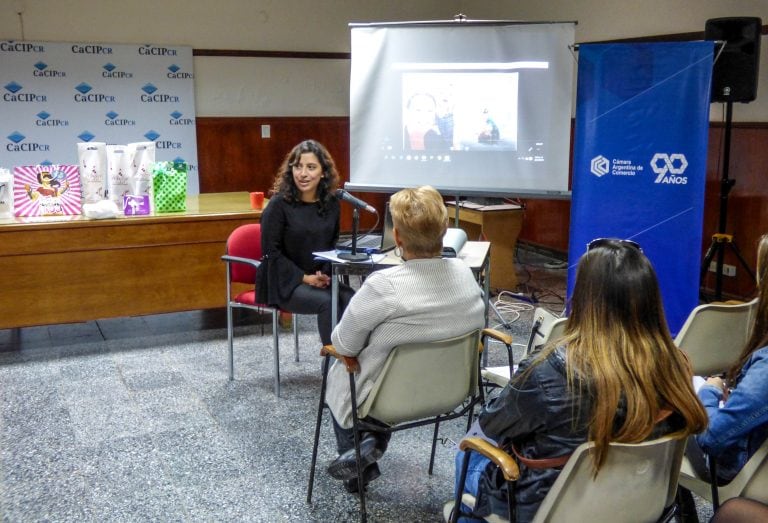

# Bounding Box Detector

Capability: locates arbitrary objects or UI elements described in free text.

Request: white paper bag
[0,168,12,218]
[77,142,107,204]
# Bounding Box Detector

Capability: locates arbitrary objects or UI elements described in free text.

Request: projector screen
[347,21,576,199]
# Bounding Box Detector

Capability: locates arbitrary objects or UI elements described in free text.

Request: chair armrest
[459,436,520,482]
[320,344,360,373]
[221,254,261,269]
[482,328,513,346]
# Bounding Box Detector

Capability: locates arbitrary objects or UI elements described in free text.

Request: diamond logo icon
[590,155,610,177]
[75,82,92,94]
[5,82,23,94]
[40,160,53,166]
[170,111,183,119]
[7,132,25,144]
[106,111,119,120]
[141,83,158,95]
[103,63,116,72]
[173,157,185,164]
[78,131,96,142]
[37,111,51,120]
[34,62,48,71]
[144,130,160,141]
[168,64,180,73]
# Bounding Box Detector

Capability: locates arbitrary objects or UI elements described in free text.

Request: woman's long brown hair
[534,240,707,471]
[727,234,768,385]
[270,139,340,215]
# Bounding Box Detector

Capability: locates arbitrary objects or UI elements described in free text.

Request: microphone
[335,189,376,214]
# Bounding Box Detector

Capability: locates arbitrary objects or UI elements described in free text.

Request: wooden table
[0,192,261,329]
[446,203,523,291]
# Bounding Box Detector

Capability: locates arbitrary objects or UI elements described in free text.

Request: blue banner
[568,42,713,334]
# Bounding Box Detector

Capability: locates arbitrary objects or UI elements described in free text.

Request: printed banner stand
[0,41,198,194]
[567,42,714,334]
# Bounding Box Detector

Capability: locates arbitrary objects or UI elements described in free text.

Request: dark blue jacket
[475,347,686,522]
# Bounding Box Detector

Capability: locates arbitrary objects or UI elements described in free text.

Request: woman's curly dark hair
[270,139,340,215]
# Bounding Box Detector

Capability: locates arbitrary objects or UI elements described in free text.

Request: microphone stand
[338,208,369,262]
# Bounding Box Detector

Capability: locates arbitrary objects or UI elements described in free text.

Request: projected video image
[402,72,518,152]
[349,22,575,197]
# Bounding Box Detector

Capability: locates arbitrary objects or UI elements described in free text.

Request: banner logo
[590,155,609,177]
[3,81,47,102]
[102,62,133,79]
[105,111,135,126]
[74,82,116,103]
[140,83,180,103]
[651,153,688,184]
[167,64,194,79]
[0,42,45,53]
[590,154,645,177]
[144,130,182,149]
[33,62,66,78]
[6,132,50,152]
[77,131,96,142]
[71,44,113,54]
[138,45,177,56]
[36,110,69,127]
[169,110,194,125]
[173,156,196,171]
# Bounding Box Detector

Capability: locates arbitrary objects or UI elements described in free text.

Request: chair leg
[307,355,331,504]
[272,309,280,397]
[676,486,700,523]
[293,314,300,362]
[451,450,473,523]
[429,420,440,475]
[227,304,235,380]
[349,375,368,523]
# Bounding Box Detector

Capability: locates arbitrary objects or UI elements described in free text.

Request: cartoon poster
[13,164,82,217]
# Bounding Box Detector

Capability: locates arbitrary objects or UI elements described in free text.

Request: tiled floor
[0,247,712,522]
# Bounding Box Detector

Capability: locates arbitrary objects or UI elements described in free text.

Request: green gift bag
[151,161,187,212]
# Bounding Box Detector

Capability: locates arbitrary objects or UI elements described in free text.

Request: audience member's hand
[304,272,330,289]
[706,376,728,399]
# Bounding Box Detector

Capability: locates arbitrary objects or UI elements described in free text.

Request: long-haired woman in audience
[447,238,707,522]
[690,233,768,484]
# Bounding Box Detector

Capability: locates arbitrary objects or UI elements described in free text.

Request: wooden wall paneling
[196,118,768,300]
[196,116,387,231]
[701,124,768,298]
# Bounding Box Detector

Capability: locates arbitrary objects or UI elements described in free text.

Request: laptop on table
[336,203,396,254]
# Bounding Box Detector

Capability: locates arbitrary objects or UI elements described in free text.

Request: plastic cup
[250,191,265,210]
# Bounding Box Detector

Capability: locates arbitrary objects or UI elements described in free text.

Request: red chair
[222,223,299,397]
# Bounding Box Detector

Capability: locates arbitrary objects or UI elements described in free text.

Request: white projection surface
[348,22,575,198]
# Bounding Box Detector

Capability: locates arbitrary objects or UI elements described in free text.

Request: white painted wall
[1,0,766,119]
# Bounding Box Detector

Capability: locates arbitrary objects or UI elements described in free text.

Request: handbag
[151,161,187,213]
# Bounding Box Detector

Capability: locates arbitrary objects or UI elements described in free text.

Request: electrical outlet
[709,262,736,277]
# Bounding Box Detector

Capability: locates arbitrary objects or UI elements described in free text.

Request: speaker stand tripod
[700,101,755,301]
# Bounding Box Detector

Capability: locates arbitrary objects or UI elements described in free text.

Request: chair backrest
[226,224,263,284]
[532,436,686,523]
[674,298,757,376]
[358,330,481,426]
[727,436,768,504]
[526,307,568,357]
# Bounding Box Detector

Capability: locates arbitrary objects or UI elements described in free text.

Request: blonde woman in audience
[325,185,486,493]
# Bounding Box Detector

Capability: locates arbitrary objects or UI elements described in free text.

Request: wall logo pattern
[0,40,199,193]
